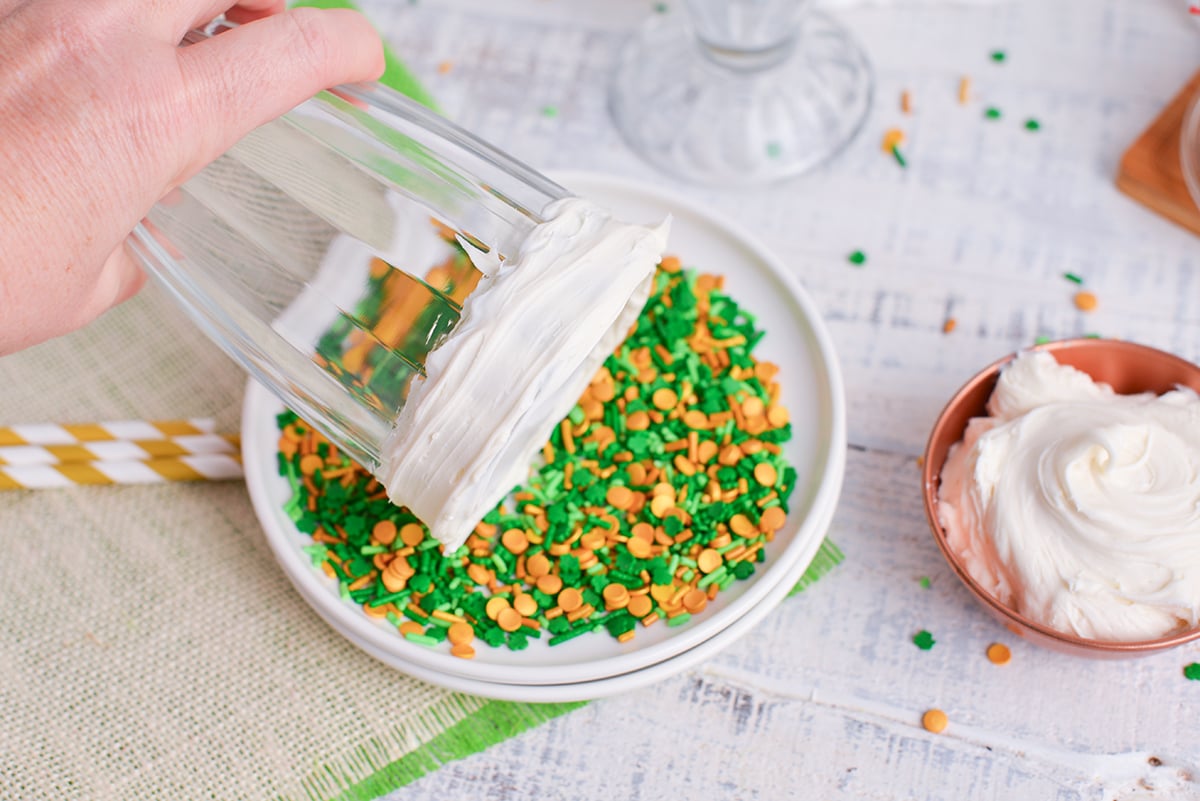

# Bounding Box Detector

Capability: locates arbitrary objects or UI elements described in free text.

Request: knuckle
[283,8,337,78]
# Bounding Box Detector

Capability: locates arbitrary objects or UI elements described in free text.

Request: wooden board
[1116,69,1200,235]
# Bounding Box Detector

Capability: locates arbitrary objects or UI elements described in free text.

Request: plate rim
[241,170,847,688]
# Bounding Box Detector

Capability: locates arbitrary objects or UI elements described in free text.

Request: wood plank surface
[361,1,1200,798]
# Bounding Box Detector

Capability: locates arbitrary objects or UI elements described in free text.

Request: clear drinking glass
[129,22,570,474]
[609,0,873,185]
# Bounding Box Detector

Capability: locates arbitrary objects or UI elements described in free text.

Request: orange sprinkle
[942,318,957,334]
[497,607,522,633]
[437,60,454,74]
[558,587,584,613]
[299,453,324,476]
[447,622,474,645]
[536,574,563,595]
[627,594,653,618]
[399,523,425,547]
[760,506,786,532]
[606,485,634,510]
[881,128,906,153]
[1074,290,1098,312]
[986,642,1012,665]
[922,708,949,734]
[652,388,679,410]
[501,528,529,554]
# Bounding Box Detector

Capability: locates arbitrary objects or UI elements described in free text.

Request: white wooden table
[357,1,1200,797]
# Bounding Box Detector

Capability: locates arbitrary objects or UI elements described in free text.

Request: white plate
[241,171,846,692]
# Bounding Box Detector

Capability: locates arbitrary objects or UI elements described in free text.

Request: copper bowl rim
[921,338,1200,655]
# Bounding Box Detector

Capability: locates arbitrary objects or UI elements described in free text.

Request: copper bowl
[921,338,1200,658]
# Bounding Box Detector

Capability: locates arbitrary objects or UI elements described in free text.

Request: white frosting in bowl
[937,350,1200,641]
[380,198,669,552]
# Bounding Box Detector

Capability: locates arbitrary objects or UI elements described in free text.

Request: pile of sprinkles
[276,254,797,658]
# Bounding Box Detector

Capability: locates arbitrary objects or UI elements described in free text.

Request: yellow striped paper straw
[0,454,243,490]
[0,434,240,466]
[0,418,217,446]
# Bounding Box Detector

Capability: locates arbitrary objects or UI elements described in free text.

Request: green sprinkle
[541,105,558,118]
[403,632,439,647]
[765,142,782,159]
[984,107,1002,120]
[666,612,693,627]
[848,250,867,266]
[1034,335,1051,345]
[1025,118,1041,131]
[369,590,410,607]
[1084,332,1101,339]
[697,566,727,588]
[891,145,907,168]
[654,1,668,11]
[1063,272,1084,285]
[1184,663,1200,681]
[913,630,936,650]
[549,627,591,646]
[918,576,931,589]
[990,50,1006,62]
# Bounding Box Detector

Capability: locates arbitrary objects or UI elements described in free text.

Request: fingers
[137,0,283,42]
[173,7,384,182]
[224,1,287,26]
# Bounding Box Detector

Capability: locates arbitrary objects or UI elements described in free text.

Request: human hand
[0,0,384,354]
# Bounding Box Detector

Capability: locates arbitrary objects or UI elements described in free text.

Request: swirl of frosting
[938,351,1200,641]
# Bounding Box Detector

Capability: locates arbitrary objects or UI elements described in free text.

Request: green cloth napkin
[293,0,440,112]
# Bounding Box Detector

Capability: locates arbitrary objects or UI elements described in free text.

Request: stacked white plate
[241,174,846,702]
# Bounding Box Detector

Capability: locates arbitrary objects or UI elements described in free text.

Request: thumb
[173,8,384,183]
[76,242,149,328]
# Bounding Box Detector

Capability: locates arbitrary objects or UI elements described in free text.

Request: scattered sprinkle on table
[437,61,454,75]
[984,107,1002,120]
[881,128,905,153]
[922,708,949,734]
[918,576,931,589]
[654,1,669,11]
[766,142,782,159]
[1025,119,1041,132]
[1063,272,1083,285]
[891,146,908,169]
[278,250,797,657]
[900,90,912,114]
[848,250,867,266]
[1034,335,1051,345]
[541,105,558,118]
[1074,290,1098,312]
[942,318,957,334]
[913,629,936,650]
[990,50,1007,63]
[958,76,971,105]
[1185,663,1200,681]
[986,642,1011,665]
